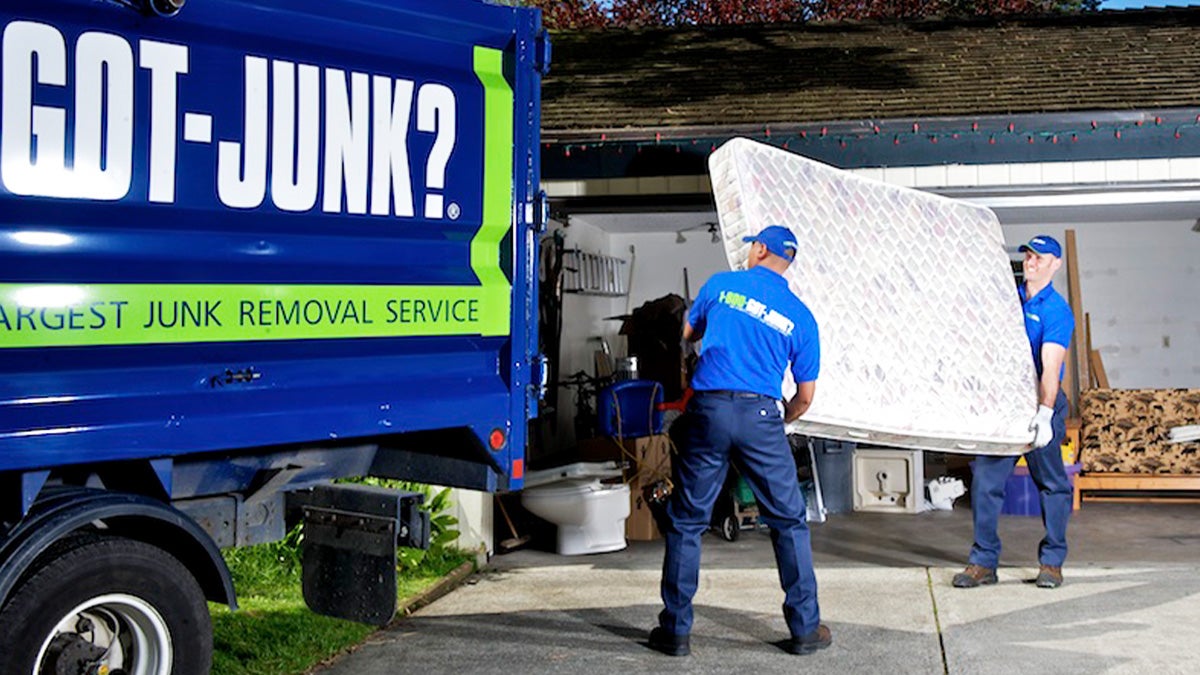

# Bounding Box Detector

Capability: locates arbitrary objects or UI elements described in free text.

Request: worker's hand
[1028,405,1054,449]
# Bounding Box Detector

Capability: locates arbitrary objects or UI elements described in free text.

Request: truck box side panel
[0,0,540,482]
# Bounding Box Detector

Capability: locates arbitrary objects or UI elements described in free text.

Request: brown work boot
[785,624,832,655]
[952,564,998,588]
[647,626,690,656]
[1035,565,1063,589]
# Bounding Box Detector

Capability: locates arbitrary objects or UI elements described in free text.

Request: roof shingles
[542,9,1200,134]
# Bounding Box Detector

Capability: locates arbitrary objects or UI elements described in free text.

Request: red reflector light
[488,428,506,450]
[512,459,524,479]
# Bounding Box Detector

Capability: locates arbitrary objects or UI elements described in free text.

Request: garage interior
[477,9,1200,560]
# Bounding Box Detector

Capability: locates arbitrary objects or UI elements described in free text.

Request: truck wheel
[0,533,212,675]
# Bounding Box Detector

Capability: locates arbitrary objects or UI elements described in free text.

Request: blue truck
[0,0,547,671]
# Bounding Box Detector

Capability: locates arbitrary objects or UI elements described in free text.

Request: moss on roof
[542,9,1200,134]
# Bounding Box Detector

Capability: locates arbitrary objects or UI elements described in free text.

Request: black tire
[0,533,212,675]
[720,514,739,542]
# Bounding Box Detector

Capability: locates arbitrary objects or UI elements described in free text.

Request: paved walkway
[316,504,1200,674]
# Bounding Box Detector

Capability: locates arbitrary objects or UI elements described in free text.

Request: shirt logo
[719,290,794,336]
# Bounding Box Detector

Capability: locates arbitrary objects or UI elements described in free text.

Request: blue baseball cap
[1019,235,1062,258]
[742,225,798,262]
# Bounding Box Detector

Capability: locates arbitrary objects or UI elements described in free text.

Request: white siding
[1002,221,1200,388]
[444,488,491,557]
[608,231,731,310]
[547,219,623,448]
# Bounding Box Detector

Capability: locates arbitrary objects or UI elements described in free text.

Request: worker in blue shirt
[649,225,830,657]
[954,234,1076,590]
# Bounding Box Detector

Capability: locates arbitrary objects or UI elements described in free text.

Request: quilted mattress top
[708,138,1038,455]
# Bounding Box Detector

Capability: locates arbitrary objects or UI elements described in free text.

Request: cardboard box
[622,434,672,488]
[627,485,661,541]
[623,435,671,541]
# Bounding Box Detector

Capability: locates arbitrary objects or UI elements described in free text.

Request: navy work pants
[969,390,1071,568]
[659,390,820,638]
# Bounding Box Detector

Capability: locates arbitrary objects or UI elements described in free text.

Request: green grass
[211,539,474,675]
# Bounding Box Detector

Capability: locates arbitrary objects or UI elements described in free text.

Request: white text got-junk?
[0,20,460,219]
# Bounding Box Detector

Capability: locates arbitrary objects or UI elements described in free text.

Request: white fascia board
[544,176,710,198]
[966,187,1200,209]
[544,157,1200,200]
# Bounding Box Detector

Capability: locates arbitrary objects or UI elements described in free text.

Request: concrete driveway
[314,503,1200,674]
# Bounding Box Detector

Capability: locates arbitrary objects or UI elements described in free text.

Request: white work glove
[1028,405,1054,449]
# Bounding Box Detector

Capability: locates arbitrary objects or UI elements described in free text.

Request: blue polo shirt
[1019,282,1074,380]
[688,266,820,399]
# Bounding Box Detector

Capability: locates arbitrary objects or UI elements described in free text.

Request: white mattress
[708,138,1038,455]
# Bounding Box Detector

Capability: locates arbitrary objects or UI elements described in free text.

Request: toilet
[521,461,630,555]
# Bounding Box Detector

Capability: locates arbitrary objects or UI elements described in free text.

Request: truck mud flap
[288,485,429,626]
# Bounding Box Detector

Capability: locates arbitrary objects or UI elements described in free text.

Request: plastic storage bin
[597,380,664,438]
[1001,464,1082,516]
[811,438,856,514]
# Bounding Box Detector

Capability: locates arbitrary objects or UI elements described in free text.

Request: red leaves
[534,0,810,27]
[529,0,609,29]
[527,0,1086,29]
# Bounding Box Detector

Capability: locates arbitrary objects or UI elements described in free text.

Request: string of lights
[546,114,1200,157]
